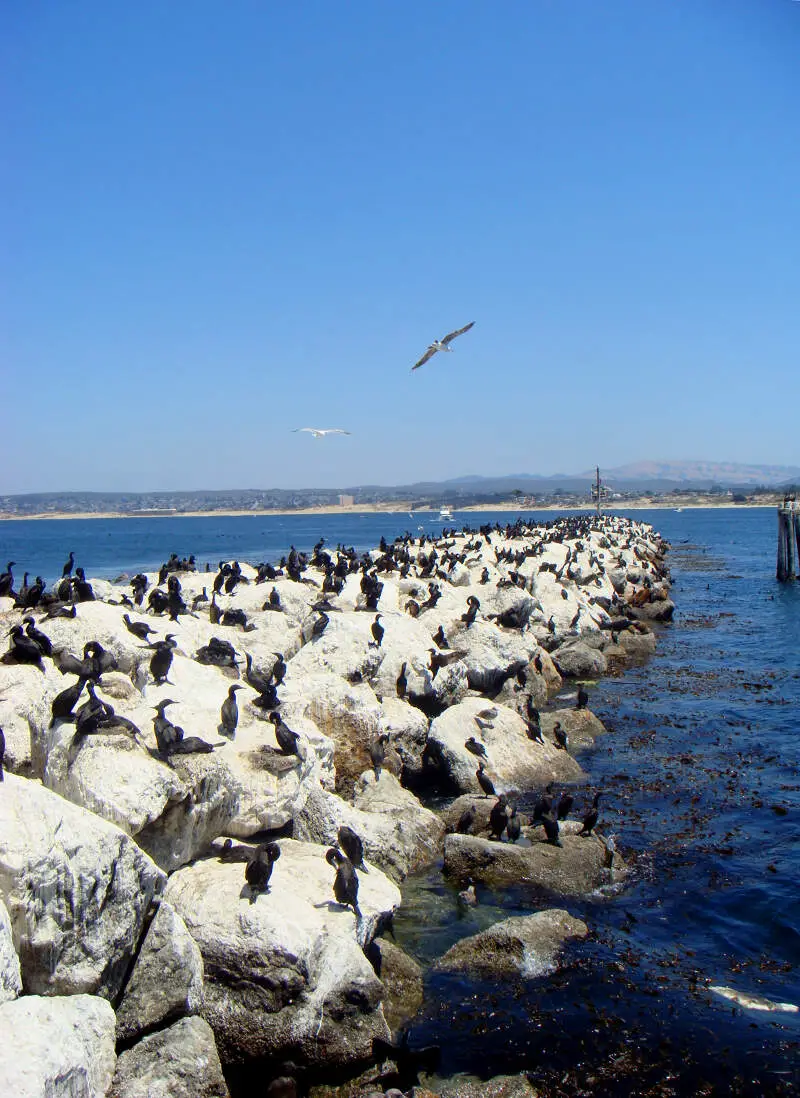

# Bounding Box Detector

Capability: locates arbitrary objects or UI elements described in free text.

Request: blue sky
[2,1,798,493]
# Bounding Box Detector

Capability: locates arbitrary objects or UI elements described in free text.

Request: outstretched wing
[441,321,475,346]
[411,345,438,371]
[323,429,351,436]
[293,428,317,434]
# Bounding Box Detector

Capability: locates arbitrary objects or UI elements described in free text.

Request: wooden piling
[777,501,798,581]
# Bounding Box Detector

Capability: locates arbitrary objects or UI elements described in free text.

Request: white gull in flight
[292,428,351,438]
[411,321,475,371]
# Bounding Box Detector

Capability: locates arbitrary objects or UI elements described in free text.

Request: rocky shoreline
[0,515,672,1097]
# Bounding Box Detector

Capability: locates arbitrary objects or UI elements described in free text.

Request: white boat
[439,506,454,520]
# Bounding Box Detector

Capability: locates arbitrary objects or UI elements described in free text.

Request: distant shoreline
[0,500,779,522]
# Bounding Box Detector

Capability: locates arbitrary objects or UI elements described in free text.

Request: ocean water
[2,507,799,1095]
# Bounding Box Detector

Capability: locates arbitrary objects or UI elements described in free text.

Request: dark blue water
[3,508,799,1095]
[0,511,471,581]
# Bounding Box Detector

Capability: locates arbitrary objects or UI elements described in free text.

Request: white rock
[428,697,584,795]
[0,774,165,998]
[0,993,116,1098]
[377,696,430,780]
[164,838,401,1067]
[0,897,22,1003]
[110,1015,230,1098]
[115,900,204,1043]
[294,778,442,883]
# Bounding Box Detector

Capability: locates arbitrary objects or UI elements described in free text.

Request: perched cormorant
[580,792,601,836]
[396,661,408,699]
[533,782,554,822]
[310,611,330,639]
[433,624,449,650]
[50,676,87,726]
[325,847,360,916]
[0,563,14,598]
[244,652,272,695]
[123,613,156,642]
[43,602,77,620]
[369,732,390,781]
[488,794,509,841]
[506,805,521,843]
[576,686,589,710]
[371,614,384,647]
[541,812,562,847]
[455,804,476,834]
[23,617,52,656]
[272,653,287,686]
[149,637,176,685]
[62,551,75,578]
[464,736,487,760]
[476,762,496,798]
[269,711,300,756]
[461,595,480,629]
[337,825,368,872]
[74,681,114,736]
[428,647,464,677]
[556,792,574,820]
[245,842,281,902]
[553,721,569,751]
[6,625,45,671]
[152,699,214,756]
[219,684,244,738]
[191,588,209,611]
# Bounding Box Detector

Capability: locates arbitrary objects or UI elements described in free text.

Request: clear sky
[2,1,798,493]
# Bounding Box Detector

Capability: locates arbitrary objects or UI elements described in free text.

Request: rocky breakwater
[0,514,670,1095]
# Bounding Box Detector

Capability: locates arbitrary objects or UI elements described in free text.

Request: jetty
[0,515,672,1096]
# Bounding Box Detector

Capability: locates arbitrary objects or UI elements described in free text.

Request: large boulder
[294,775,444,883]
[551,642,607,679]
[435,1073,539,1098]
[427,697,584,795]
[115,900,204,1043]
[0,993,116,1098]
[368,938,424,1034]
[0,774,165,998]
[443,825,626,895]
[110,1016,229,1098]
[0,897,21,1003]
[539,708,607,752]
[377,697,430,783]
[282,672,385,792]
[352,770,446,878]
[164,839,401,1068]
[433,910,588,978]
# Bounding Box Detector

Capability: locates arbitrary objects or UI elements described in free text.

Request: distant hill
[1,459,796,516]
[587,460,800,487]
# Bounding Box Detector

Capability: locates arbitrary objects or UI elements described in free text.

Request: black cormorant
[269,711,300,756]
[337,825,368,872]
[325,847,360,916]
[476,762,496,798]
[580,792,601,836]
[220,684,244,738]
[246,842,281,902]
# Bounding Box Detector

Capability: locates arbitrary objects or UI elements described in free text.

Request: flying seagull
[412,322,475,371]
[292,428,351,438]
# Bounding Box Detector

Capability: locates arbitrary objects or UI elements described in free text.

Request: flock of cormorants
[0,512,661,922]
